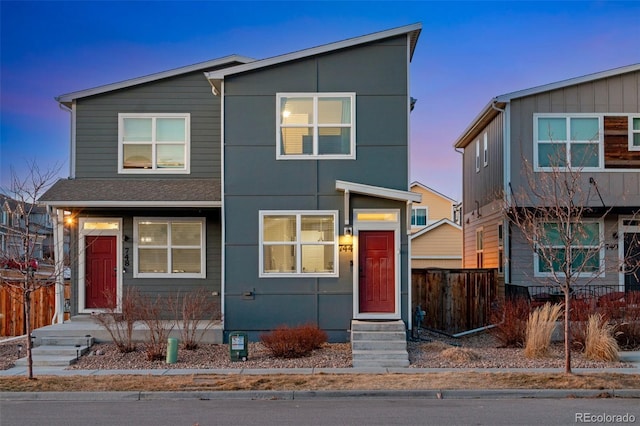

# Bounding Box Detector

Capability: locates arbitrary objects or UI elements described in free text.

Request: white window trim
[533,218,605,278]
[497,223,504,276]
[78,218,122,314]
[629,115,640,151]
[276,93,356,160]
[133,217,206,279]
[533,113,603,171]
[118,113,191,174]
[483,132,488,167]
[411,206,428,227]
[259,210,339,278]
[475,139,480,172]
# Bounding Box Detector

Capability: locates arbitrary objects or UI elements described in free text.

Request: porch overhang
[39,178,222,209]
[335,180,421,227]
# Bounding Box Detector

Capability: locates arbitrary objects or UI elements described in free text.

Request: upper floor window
[133,217,205,278]
[475,139,480,172]
[630,116,640,151]
[534,114,601,170]
[260,211,338,277]
[118,113,190,174]
[483,132,488,167]
[277,93,355,159]
[411,207,428,227]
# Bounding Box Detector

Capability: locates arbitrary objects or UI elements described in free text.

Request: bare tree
[0,160,62,379]
[505,155,616,374]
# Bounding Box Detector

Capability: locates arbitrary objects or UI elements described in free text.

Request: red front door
[359,230,395,313]
[85,235,117,309]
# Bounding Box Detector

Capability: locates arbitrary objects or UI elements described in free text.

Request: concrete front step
[353,359,410,368]
[351,331,406,341]
[40,336,95,347]
[352,349,409,360]
[352,340,407,351]
[351,320,406,332]
[14,345,91,367]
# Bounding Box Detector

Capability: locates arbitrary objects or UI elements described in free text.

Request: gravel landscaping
[1,329,633,371]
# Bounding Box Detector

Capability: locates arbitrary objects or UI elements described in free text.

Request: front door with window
[85,235,117,309]
[358,230,395,313]
[624,232,640,292]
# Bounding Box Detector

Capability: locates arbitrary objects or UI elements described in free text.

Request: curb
[3,389,640,401]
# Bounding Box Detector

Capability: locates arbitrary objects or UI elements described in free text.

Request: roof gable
[56,55,254,106]
[206,23,422,93]
[410,181,457,204]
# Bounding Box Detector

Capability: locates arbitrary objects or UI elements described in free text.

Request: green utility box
[166,337,178,364]
[229,332,248,362]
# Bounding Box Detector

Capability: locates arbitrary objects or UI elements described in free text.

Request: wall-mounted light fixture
[344,226,353,236]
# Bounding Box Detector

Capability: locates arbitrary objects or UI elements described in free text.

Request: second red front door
[359,230,395,313]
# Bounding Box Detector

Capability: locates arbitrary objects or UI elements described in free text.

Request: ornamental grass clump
[584,313,619,362]
[524,303,563,358]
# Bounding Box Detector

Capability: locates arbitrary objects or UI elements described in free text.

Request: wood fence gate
[412,268,500,335]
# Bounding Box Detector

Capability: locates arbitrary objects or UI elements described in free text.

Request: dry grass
[584,314,620,362]
[525,303,563,358]
[440,347,481,363]
[1,372,639,393]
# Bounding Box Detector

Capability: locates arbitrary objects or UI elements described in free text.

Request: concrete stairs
[14,335,94,367]
[351,320,409,368]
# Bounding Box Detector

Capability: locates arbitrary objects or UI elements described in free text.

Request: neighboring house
[453,64,640,292]
[40,24,423,341]
[0,194,51,261]
[409,182,462,268]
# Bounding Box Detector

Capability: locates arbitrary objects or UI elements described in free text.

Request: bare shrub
[584,313,619,362]
[524,303,563,358]
[171,288,221,350]
[260,324,328,358]
[612,291,640,349]
[137,293,175,361]
[490,297,529,348]
[91,287,141,353]
[440,347,480,363]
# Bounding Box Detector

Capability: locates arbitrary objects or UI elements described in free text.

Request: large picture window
[260,211,338,277]
[534,114,601,170]
[277,93,355,159]
[534,221,603,277]
[134,218,205,278]
[119,113,190,173]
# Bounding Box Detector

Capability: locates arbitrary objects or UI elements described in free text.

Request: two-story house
[1,194,51,262]
[454,64,640,294]
[40,24,423,345]
[409,182,462,269]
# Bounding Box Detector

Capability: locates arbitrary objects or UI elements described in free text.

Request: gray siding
[509,70,640,206]
[223,35,412,339]
[75,72,222,179]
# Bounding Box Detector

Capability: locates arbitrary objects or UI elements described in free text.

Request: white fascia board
[39,201,221,208]
[56,55,254,104]
[495,63,640,103]
[206,23,422,83]
[336,180,422,203]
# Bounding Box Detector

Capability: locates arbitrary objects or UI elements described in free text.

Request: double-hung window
[134,218,205,278]
[260,211,338,277]
[534,114,601,170]
[411,207,428,227]
[630,116,640,150]
[277,93,355,159]
[119,113,190,173]
[535,221,602,277]
[476,227,484,268]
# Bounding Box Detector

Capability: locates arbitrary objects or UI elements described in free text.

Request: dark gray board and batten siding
[223,35,412,340]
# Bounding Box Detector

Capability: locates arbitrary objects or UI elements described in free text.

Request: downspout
[58,102,75,178]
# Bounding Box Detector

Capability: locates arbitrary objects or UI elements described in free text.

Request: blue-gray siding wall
[74,72,222,179]
[223,36,411,340]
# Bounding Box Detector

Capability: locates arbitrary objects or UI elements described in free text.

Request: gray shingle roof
[38,178,221,207]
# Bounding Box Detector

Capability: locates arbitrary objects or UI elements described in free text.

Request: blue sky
[1,1,639,200]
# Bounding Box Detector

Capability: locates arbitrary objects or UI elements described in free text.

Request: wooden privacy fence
[412,268,500,335]
[0,277,70,337]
